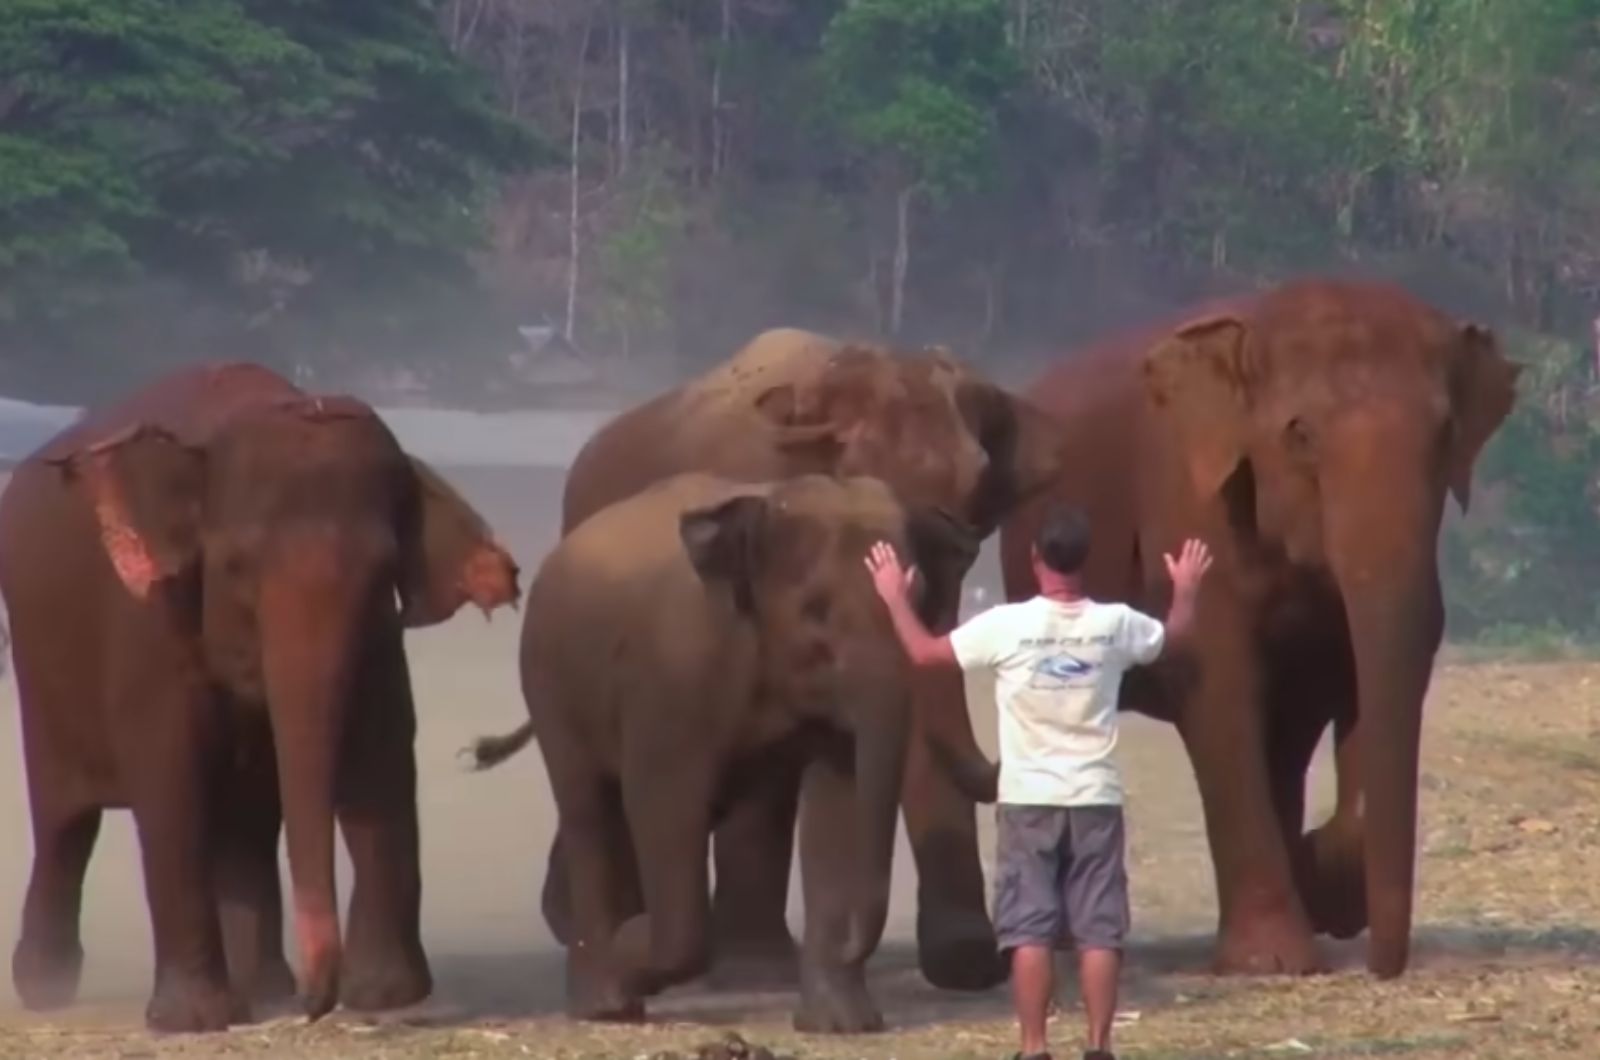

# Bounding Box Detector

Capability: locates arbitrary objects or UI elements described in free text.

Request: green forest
[4,0,1600,641]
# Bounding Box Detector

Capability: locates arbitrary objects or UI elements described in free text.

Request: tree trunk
[565,18,594,344]
[890,185,918,337]
[506,10,526,120]
[450,0,485,54]
[980,261,1002,346]
[617,1,631,177]
[711,0,733,182]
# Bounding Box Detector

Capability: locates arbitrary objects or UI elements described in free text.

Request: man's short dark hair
[1035,504,1090,575]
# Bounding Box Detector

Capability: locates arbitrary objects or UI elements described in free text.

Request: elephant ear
[905,506,980,629]
[680,494,767,615]
[44,424,206,601]
[1448,323,1520,512]
[1142,314,1256,499]
[396,456,521,628]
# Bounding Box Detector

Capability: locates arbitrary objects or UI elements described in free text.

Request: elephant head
[751,342,1065,547]
[44,396,519,1015]
[678,475,979,954]
[1141,283,1519,977]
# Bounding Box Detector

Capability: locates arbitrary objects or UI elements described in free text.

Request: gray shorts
[993,804,1130,953]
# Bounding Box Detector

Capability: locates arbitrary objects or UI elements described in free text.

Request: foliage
[818,0,1020,202]
[10,0,1600,637]
[0,0,544,389]
[1442,332,1600,641]
[592,155,690,358]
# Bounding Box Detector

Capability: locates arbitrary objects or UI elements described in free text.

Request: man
[864,504,1212,1060]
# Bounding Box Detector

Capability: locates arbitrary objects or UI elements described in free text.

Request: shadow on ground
[404,923,1600,1031]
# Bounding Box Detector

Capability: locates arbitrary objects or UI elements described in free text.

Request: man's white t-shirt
[948,596,1165,808]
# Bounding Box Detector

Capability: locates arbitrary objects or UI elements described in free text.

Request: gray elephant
[467,472,979,1032]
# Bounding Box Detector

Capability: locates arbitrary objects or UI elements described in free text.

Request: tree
[818,0,1019,335]
[0,0,545,392]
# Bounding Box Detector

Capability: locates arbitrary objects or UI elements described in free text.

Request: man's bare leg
[1011,944,1054,1056]
[1079,947,1121,1054]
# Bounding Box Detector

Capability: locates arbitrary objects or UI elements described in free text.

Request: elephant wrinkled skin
[469,473,980,1032]
[0,364,519,1031]
[543,328,1064,992]
[995,279,1518,979]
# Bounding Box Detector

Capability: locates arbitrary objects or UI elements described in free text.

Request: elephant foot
[145,969,235,1033]
[340,947,433,1012]
[1298,823,1368,941]
[566,953,645,1023]
[1213,910,1325,976]
[11,937,84,1011]
[793,961,883,1034]
[253,955,298,1008]
[707,934,800,990]
[224,954,298,1023]
[916,909,1005,991]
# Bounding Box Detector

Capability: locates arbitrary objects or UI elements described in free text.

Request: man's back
[951,596,1163,807]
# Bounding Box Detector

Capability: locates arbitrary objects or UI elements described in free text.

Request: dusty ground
[2,465,1598,1058]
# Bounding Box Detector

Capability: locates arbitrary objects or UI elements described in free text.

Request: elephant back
[32,363,303,461]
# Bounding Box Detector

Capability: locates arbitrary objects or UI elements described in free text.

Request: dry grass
[4,661,1600,1059]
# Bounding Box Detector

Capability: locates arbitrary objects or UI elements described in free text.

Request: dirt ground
[2,466,1599,1058]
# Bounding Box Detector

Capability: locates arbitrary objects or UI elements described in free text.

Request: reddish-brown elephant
[542,328,1065,992]
[0,364,520,1031]
[991,280,1518,978]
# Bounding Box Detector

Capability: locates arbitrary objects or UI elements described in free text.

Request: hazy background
[2,0,1569,1018]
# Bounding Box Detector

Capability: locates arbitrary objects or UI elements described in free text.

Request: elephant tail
[459,720,536,772]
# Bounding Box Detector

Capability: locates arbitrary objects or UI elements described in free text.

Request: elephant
[991,279,1518,979]
[466,471,981,1031]
[0,363,520,1031]
[541,327,1065,992]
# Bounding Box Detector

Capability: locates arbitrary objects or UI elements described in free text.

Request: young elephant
[467,473,977,1032]
[551,328,1065,994]
[0,364,520,1032]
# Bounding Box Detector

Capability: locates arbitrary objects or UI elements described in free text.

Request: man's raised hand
[1163,538,1214,593]
[864,541,917,603]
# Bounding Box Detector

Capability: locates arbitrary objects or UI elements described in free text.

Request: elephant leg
[542,832,574,944]
[794,733,883,1034]
[11,795,101,1011]
[903,670,1004,991]
[337,633,431,1013]
[1265,708,1345,936]
[213,731,295,1019]
[1175,633,1321,976]
[123,696,234,1031]
[1265,709,1327,852]
[707,750,802,990]
[556,776,649,1021]
[9,626,102,1012]
[543,823,643,949]
[1300,709,1368,939]
[610,744,716,1000]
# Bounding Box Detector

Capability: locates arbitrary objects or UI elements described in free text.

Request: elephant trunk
[913,586,999,804]
[968,393,1066,536]
[260,548,371,1019]
[1327,477,1445,980]
[915,668,999,803]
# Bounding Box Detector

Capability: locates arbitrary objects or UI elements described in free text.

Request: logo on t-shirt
[1028,651,1098,689]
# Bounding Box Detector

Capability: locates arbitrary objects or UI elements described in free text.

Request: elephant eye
[1283,416,1314,456]
[801,592,831,623]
